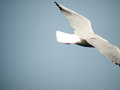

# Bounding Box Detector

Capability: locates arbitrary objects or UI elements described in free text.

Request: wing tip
[54,1,57,5]
[54,1,72,14]
[115,63,120,67]
[54,1,62,10]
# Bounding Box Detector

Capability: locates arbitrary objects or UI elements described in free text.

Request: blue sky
[1,0,120,90]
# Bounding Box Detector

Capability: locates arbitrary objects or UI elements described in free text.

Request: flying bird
[54,2,120,66]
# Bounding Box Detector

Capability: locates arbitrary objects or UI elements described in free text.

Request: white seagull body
[55,2,120,66]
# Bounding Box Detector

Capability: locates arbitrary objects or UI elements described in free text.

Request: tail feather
[56,31,80,44]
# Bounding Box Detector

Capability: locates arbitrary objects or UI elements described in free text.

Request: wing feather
[54,2,93,34]
[87,36,120,66]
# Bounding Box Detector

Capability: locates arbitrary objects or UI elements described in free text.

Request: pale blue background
[1,0,120,90]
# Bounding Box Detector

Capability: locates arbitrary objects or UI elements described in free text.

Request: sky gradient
[1,0,120,90]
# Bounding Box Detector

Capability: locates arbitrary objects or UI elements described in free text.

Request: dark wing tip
[115,63,120,67]
[54,1,57,5]
[54,2,71,14]
[54,2,59,7]
[54,1,63,11]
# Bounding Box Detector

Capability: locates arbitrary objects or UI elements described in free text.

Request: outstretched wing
[87,36,120,66]
[54,2,94,34]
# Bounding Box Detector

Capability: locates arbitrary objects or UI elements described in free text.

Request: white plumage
[55,2,120,66]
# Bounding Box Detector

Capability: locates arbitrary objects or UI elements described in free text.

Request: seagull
[54,2,120,66]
